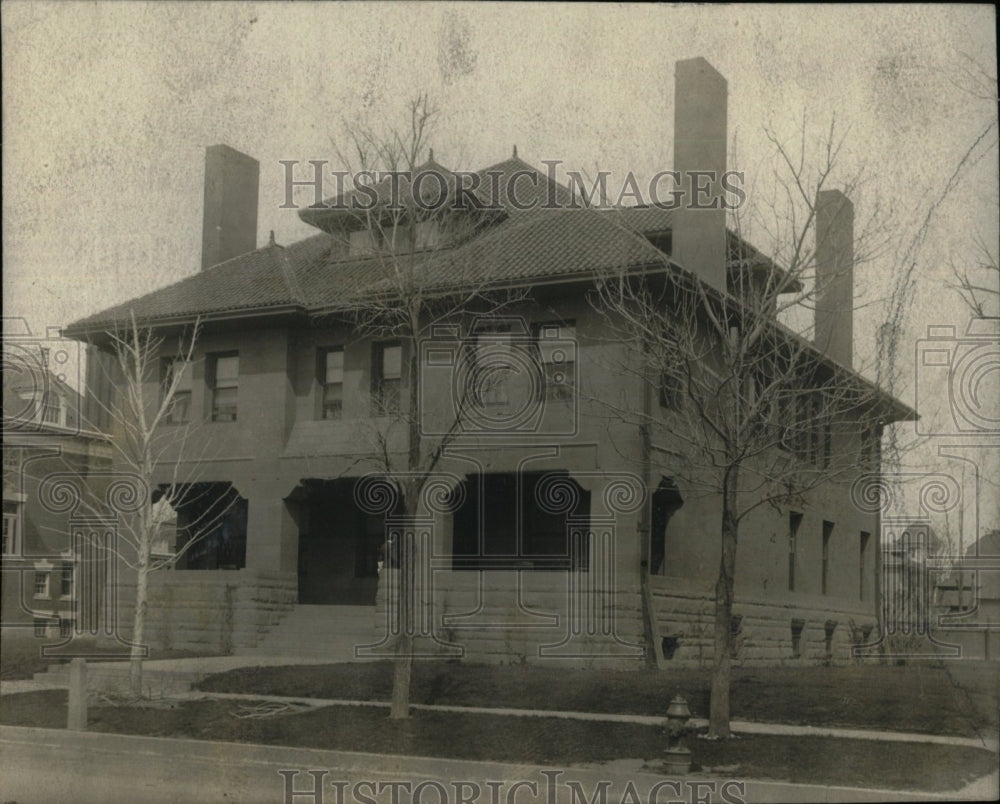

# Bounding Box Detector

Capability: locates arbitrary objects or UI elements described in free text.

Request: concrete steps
[236,604,382,661]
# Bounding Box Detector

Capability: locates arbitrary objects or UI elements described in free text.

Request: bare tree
[594,120,897,738]
[86,312,238,696]
[321,97,525,718]
[947,233,999,319]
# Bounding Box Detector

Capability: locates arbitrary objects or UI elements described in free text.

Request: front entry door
[297,502,382,605]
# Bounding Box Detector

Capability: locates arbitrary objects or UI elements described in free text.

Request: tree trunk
[128,559,149,698]
[390,634,414,719]
[389,339,423,720]
[709,467,740,738]
[389,497,418,719]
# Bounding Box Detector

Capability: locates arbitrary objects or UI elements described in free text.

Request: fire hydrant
[664,695,692,774]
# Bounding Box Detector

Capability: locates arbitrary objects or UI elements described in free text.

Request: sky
[3,2,998,538]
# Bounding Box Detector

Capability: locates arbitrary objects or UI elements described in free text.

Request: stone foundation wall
[143,569,296,653]
[374,569,648,668]
[649,576,877,667]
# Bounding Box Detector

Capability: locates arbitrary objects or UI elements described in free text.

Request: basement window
[661,636,680,661]
[824,620,837,662]
[791,619,805,659]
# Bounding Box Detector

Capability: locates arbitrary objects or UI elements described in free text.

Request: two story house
[2,338,113,644]
[64,58,913,666]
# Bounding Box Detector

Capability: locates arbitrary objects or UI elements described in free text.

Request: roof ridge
[275,242,307,306]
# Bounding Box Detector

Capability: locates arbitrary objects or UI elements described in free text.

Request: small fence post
[67,657,87,730]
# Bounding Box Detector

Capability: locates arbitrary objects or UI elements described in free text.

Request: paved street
[2,725,995,804]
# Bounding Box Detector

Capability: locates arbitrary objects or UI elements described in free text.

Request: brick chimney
[673,57,728,293]
[814,189,854,367]
[201,144,260,270]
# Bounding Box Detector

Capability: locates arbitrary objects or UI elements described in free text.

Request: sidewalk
[11,653,342,697]
[6,653,998,751]
[177,690,1000,751]
[2,724,995,804]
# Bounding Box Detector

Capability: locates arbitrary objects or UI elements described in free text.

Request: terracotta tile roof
[473,157,576,214]
[66,160,798,333]
[67,179,674,332]
[66,234,337,331]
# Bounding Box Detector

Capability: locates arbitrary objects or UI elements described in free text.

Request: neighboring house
[1,345,113,641]
[64,58,913,665]
[935,529,1000,660]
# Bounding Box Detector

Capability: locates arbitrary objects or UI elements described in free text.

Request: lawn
[0,637,222,681]
[195,661,999,738]
[0,689,995,793]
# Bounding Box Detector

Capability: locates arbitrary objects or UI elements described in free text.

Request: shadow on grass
[0,689,995,793]
[195,661,998,737]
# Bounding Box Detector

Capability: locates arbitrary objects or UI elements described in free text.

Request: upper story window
[415,220,440,249]
[533,322,576,402]
[860,425,879,470]
[471,325,514,406]
[859,530,871,600]
[2,512,20,556]
[209,353,239,422]
[784,393,825,465]
[350,228,383,256]
[821,422,832,469]
[34,571,49,597]
[60,564,73,597]
[41,394,62,425]
[372,343,402,415]
[788,511,802,592]
[321,347,344,420]
[162,358,193,424]
[659,370,684,411]
[822,520,834,595]
[3,447,22,476]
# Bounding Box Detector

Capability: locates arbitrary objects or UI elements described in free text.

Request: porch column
[539,471,646,659]
[243,486,298,573]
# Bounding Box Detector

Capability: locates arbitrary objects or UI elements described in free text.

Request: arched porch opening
[450,470,591,570]
[166,482,247,570]
[649,476,684,576]
[287,478,397,605]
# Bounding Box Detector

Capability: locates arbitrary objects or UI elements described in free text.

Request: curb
[1,725,986,804]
